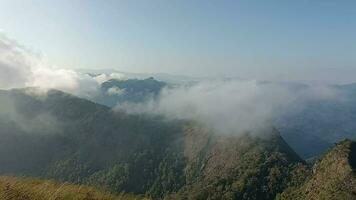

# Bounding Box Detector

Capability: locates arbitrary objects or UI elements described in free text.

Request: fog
[0,90,60,135]
[0,33,101,97]
[115,80,339,134]
[0,33,342,135]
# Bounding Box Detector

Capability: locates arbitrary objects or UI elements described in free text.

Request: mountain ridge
[0,88,306,199]
[278,139,356,199]
[1,88,356,199]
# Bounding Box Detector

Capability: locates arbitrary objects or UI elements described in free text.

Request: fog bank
[116,80,338,134]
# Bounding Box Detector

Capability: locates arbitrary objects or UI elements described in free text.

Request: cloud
[93,73,126,84]
[115,80,339,134]
[0,91,61,135]
[107,87,126,96]
[0,33,341,135]
[0,33,99,97]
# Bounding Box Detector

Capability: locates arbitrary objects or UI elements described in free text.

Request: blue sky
[0,0,355,82]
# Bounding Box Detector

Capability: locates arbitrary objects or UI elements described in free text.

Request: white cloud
[0,33,99,97]
[0,33,342,136]
[107,86,126,96]
[116,80,338,135]
[93,73,126,84]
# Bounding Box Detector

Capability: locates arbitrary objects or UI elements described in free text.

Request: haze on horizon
[0,0,355,83]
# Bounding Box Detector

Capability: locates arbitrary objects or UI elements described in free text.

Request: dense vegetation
[168,127,307,200]
[277,140,356,200]
[0,88,355,199]
[0,89,186,198]
[0,88,306,199]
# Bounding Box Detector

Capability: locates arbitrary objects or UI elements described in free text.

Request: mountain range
[85,76,356,159]
[0,87,355,199]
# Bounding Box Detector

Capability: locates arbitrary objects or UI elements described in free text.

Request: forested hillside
[278,140,356,199]
[0,88,355,199]
[0,88,306,199]
[0,88,186,198]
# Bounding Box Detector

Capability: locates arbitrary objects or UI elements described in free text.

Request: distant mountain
[0,88,307,199]
[79,68,201,84]
[278,139,356,199]
[92,77,166,107]
[90,77,356,159]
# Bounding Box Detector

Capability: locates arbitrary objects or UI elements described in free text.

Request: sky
[0,0,355,83]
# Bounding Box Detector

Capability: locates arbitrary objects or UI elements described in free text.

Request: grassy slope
[0,176,149,200]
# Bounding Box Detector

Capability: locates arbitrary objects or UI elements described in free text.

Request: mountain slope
[0,88,306,199]
[0,88,186,197]
[278,140,356,200]
[0,176,148,200]
[168,126,306,200]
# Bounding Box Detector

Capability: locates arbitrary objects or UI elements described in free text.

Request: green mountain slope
[0,88,335,200]
[278,140,356,200]
[0,88,186,197]
[168,126,306,200]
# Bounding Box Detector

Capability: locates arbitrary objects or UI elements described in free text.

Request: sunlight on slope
[0,176,150,200]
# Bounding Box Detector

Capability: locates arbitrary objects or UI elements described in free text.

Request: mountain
[80,69,200,84]
[168,127,306,200]
[0,176,148,200]
[277,139,356,199]
[92,77,166,107]
[0,88,185,197]
[0,88,307,199]
[88,77,356,159]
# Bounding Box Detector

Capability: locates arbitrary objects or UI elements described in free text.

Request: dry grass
[0,176,150,200]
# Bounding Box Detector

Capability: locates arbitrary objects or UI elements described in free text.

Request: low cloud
[107,87,126,96]
[0,33,99,97]
[0,92,61,135]
[0,33,341,135]
[116,80,339,134]
[93,73,126,84]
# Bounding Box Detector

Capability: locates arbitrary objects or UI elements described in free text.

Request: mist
[0,33,102,98]
[115,80,339,134]
[0,89,61,135]
[0,33,342,136]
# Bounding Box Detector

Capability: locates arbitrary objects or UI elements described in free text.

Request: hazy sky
[0,0,355,82]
